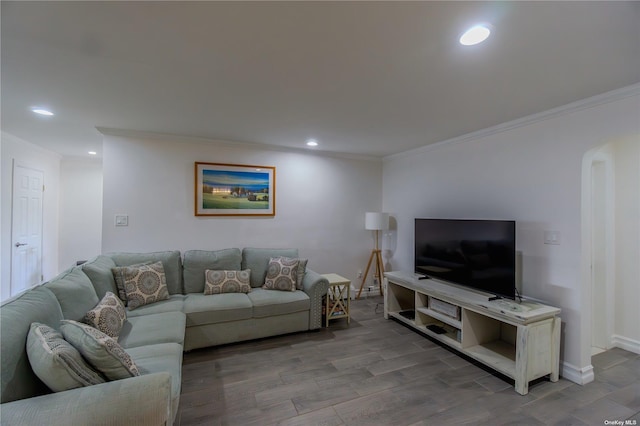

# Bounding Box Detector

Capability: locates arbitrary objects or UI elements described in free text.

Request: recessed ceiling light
[88,151,97,155]
[31,107,54,116]
[306,139,318,147]
[459,24,491,46]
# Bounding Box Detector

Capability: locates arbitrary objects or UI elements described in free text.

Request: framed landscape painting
[195,162,275,216]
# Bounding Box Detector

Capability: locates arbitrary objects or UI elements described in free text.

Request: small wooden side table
[322,273,351,327]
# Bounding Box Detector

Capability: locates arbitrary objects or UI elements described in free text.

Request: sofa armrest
[302,269,329,330]
[0,373,172,426]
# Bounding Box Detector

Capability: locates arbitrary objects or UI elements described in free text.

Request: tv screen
[414,219,516,299]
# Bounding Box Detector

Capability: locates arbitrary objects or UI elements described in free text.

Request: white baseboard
[612,334,640,354]
[561,337,639,386]
[560,361,594,385]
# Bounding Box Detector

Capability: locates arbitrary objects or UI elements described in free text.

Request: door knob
[15,242,27,247]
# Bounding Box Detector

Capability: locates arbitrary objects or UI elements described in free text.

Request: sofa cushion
[125,294,185,318]
[127,343,183,421]
[84,292,126,338]
[263,257,299,291]
[60,320,140,380]
[45,267,100,322]
[1,286,63,403]
[26,323,105,392]
[117,311,186,349]
[204,269,251,294]
[183,249,242,293]
[242,248,298,288]
[109,251,183,295]
[82,255,118,299]
[183,293,252,326]
[114,261,170,310]
[247,289,310,318]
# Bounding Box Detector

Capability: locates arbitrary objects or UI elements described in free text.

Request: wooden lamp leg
[357,250,376,299]
[376,249,385,296]
[358,228,386,299]
[357,248,386,299]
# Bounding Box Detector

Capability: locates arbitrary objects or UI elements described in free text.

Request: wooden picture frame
[195,162,275,216]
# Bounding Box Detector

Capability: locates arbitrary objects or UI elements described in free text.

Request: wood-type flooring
[176,296,639,426]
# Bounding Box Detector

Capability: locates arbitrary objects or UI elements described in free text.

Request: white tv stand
[384,271,561,395]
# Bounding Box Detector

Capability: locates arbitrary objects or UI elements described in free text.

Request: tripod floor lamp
[357,212,389,299]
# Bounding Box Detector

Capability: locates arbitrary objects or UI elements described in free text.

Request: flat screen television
[414,218,516,300]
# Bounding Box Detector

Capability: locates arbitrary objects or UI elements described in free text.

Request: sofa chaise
[1,248,329,425]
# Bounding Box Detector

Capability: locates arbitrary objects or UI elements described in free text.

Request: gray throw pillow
[60,320,140,380]
[26,322,105,392]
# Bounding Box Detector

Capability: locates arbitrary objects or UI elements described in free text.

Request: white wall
[382,88,640,381]
[58,158,103,271]
[1,132,61,301]
[613,136,640,350]
[101,132,382,285]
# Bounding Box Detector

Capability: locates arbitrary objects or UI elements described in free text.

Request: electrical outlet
[544,230,561,245]
[357,270,362,278]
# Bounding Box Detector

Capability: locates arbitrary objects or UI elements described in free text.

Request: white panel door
[11,164,44,296]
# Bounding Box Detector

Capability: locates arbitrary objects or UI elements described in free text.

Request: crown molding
[385,83,640,162]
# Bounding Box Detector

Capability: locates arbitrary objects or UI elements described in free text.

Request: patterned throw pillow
[296,259,308,290]
[263,257,299,291]
[112,261,169,310]
[84,292,127,338]
[26,323,105,392]
[204,269,251,294]
[60,320,140,380]
[111,261,153,304]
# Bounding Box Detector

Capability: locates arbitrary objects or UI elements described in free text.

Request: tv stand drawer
[428,297,460,320]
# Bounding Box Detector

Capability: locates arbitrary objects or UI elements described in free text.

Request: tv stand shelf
[384,271,561,395]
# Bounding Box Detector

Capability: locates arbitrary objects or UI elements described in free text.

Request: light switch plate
[115,215,128,227]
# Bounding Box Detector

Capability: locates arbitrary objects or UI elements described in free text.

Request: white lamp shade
[365,212,389,230]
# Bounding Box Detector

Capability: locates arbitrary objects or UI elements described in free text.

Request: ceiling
[2,1,639,159]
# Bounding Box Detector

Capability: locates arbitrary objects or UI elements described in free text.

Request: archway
[580,144,615,367]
